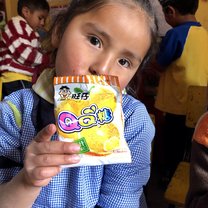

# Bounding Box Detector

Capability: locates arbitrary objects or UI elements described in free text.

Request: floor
[137,89,184,208]
[144,155,184,208]
[144,108,171,208]
[145,163,170,208]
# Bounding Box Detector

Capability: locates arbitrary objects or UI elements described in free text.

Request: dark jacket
[185,112,208,208]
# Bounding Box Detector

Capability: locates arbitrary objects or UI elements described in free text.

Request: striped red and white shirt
[0,16,50,76]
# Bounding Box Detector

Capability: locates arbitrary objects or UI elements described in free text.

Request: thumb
[34,124,57,143]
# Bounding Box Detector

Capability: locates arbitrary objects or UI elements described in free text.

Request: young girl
[0,0,158,207]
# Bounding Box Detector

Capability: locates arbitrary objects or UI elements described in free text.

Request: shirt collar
[32,68,55,104]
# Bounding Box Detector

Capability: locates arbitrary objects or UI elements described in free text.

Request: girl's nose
[89,53,114,75]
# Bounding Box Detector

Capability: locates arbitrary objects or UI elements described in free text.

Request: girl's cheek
[119,80,126,91]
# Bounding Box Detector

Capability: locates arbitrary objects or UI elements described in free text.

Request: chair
[164,161,190,208]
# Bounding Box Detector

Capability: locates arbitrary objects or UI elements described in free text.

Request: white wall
[150,0,171,36]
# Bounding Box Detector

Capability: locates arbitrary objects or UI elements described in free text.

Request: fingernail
[71,154,80,162]
[72,144,80,152]
[47,124,53,130]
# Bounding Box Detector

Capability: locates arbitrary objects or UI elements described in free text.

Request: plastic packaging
[54,75,131,167]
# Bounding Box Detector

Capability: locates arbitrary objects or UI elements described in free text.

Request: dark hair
[159,0,199,15]
[48,0,158,97]
[17,0,50,15]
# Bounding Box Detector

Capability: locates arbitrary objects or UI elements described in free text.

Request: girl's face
[55,3,151,90]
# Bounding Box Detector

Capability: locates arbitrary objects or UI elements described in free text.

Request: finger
[31,166,61,181]
[35,124,57,143]
[33,141,80,155]
[32,153,80,166]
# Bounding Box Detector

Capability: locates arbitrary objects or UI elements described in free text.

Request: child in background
[0,0,158,207]
[185,112,208,208]
[155,0,208,185]
[0,0,50,100]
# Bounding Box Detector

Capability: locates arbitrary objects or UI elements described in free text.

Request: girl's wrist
[0,169,42,208]
[16,169,42,194]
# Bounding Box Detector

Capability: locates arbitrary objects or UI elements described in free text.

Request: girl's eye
[89,36,101,48]
[118,58,131,68]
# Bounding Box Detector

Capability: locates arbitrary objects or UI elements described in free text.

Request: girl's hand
[23,124,80,187]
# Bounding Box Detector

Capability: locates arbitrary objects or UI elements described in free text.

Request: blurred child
[0,0,158,207]
[155,0,208,184]
[0,0,50,100]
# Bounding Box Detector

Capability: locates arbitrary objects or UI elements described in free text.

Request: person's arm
[96,100,155,207]
[0,124,80,207]
[2,18,50,67]
[185,112,208,208]
[0,170,42,208]
[155,29,184,71]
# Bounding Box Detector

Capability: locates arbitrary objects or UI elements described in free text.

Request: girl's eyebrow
[123,50,142,65]
[84,22,111,42]
[84,22,142,64]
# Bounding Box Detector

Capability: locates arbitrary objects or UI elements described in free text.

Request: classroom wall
[150,0,171,36]
[196,0,208,30]
[47,0,70,7]
[5,0,18,20]
[4,0,208,30]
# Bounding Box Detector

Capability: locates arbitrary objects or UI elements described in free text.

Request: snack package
[54,75,131,167]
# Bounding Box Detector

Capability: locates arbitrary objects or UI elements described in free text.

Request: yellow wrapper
[54,75,131,167]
